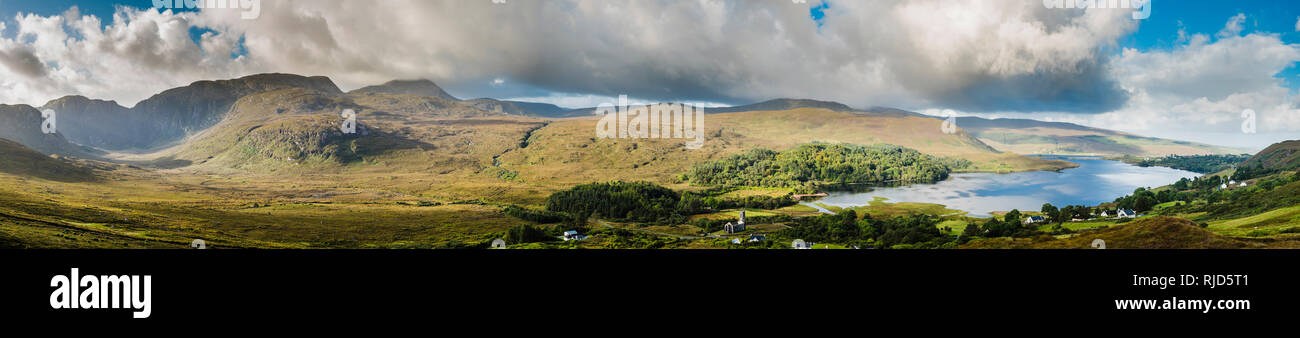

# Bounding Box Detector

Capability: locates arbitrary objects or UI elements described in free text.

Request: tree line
[685,143,959,192]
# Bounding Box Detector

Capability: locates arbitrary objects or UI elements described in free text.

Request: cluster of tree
[1134,154,1251,174]
[502,205,574,224]
[1232,162,1276,181]
[505,224,558,244]
[686,143,954,191]
[970,210,1039,238]
[677,192,795,215]
[1171,175,1229,191]
[1037,203,1095,223]
[538,181,797,226]
[776,210,955,249]
[545,181,682,223]
[1112,187,1180,213]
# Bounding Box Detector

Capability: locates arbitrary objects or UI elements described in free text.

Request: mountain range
[0,73,1244,164]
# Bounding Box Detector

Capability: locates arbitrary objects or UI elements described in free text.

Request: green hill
[1241,140,1300,171]
[0,138,95,182]
[963,217,1299,249]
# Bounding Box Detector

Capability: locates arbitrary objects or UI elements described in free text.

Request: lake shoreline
[810,158,1201,218]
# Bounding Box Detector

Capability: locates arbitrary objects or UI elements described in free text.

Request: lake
[805,158,1201,217]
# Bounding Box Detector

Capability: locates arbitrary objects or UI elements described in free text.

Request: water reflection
[810,159,1200,217]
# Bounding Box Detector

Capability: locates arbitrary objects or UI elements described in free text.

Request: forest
[776,210,957,249]
[541,182,798,225]
[685,143,960,192]
[1131,154,1250,174]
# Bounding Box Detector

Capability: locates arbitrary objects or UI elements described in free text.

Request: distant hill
[0,104,97,157]
[463,98,581,118]
[0,137,95,182]
[40,96,134,149]
[349,79,459,101]
[946,115,1244,157]
[708,99,853,114]
[1240,140,1300,172]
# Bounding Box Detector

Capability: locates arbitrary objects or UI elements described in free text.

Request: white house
[1099,210,1110,217]
[562,230,587,241]
[1023,216,1046,225]
[1117,209,1138,218]
[747,234,766,243]
[792,239,811,249]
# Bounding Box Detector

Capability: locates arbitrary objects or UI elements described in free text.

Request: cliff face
[41,73,343,151]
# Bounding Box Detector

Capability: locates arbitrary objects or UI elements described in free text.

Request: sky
[0,0,1297,150]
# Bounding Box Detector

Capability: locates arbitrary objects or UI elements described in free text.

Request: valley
[0,73,1295,249]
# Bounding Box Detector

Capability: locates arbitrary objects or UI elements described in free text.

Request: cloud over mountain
[0,1,1296,148]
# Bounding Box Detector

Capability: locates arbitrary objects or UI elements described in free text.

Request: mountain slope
[349,79,459,101]
[708,99,853,114]
[463,98,579,118]
[0,104,97,157]
[42,73,342,151]
[1240,140,1300,172]
[494,107,1070,188]
[40,96,135,149]
[0,138,95,182]
[952,116,1245,156]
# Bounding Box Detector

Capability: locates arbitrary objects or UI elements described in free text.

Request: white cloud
[186,0,1137,113]
[0,7,252,106]
[1217,13,1246,38]
[0,1,1294,149]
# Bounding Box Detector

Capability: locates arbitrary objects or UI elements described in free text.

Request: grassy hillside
[963,217,1300,249]
[1240,140,1300,172]
[956,116,1245,156]
[496,108,1071,191]
[0,138,96,182]
[40,73,342,151]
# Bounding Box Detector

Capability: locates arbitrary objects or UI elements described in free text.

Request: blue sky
[1118,0,1300,91]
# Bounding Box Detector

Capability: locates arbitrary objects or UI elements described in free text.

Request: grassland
[0,103,1122,249]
